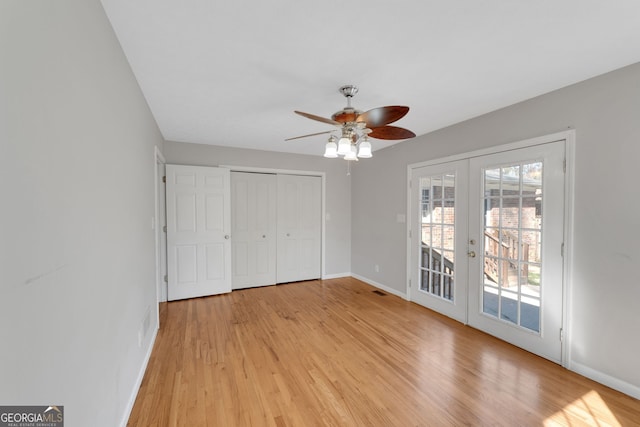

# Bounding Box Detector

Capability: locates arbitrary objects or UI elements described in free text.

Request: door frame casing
[220,165,327,280]
[154,146,166,313]
[406,129,575,367]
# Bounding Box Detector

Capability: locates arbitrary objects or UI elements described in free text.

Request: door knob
[262,235,266,238]
[468,251,476,258]
[286,233,290,237]
[224,235,230,239]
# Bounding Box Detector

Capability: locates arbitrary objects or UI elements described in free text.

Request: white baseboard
[322,272,351,280]
[569,360,640,400]
[119,325,159,427]
[350,274,408,300]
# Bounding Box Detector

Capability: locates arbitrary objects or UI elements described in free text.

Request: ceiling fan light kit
[344,145,358,161]
[357,137,372,158]
[288,85,415,161]
[336,135,352,156]
[323,135,338,158]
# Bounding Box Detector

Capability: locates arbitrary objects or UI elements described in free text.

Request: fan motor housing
[333,85,362,123]
[331,107,362,123]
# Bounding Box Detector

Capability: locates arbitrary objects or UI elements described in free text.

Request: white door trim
[153,146,166,328]
[561,132,576,369]
[220,165,327,280]
[407,130,574,169]
[406,129,575,367]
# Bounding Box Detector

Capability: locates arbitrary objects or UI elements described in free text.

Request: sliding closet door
[231,172,277,289]
[276,174,322,283]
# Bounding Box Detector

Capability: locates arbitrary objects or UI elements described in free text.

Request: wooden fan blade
[285,130,333,141]
[368,125,416,140]
[294,111,342,126]
[356,106,409,127]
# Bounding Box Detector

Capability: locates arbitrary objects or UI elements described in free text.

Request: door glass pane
[420,267,430,292]
[500,290,519,325]
[482,161,543,333]
[419,172,456,301]
[442,226,455,251]
[432,225,444,249]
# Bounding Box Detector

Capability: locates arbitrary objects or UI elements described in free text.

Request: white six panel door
[276,174,322,283]
[166,165,231,301]
[231,172,277,289]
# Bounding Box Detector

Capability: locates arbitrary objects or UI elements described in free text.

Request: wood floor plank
[128,278,640,426]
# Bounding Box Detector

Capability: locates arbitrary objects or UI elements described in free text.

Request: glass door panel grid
[420,174,455,301]
[482,162,542,332]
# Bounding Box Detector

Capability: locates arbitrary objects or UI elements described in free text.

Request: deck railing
[421,245,454,300]
[483,229,529,286]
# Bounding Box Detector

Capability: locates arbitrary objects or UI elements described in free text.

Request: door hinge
[563,159,566,173]
[162,175,166,183]
[559,328,564,342]
[561,242,564,257]
[409,279,412,288]
[163,225,167,233]
[409,230,412,238]
[409,180,412,189]
[163,275,168,283]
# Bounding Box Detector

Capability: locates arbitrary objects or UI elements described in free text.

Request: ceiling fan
[286,85,416,160]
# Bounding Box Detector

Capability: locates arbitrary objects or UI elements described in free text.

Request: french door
[411,139,566,362]
[410,160,468,323]
[468,141,565,362]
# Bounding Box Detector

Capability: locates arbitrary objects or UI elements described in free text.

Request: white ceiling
[100,0,640,156]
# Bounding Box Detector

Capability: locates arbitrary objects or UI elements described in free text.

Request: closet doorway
[231,171,322,290]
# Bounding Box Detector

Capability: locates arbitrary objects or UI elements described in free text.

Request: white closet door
[166,165,231,301]
[231,172,277,289]
[277,174,322,283]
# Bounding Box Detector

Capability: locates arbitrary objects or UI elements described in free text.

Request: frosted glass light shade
[323,141,338,158]
[344,145,358,161]
[357,139,372,158]
[337,137,351,155]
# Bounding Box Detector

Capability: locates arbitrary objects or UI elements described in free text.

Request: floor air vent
[372,290,387,296]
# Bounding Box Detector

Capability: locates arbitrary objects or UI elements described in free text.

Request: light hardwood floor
[128,277,640,426]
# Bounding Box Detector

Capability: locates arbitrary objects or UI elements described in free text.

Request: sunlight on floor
[544,390,621,427]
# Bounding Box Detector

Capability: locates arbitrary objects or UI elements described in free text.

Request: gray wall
[351,62,640,396]
[0,1,164,426]
[163,141,352,277]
